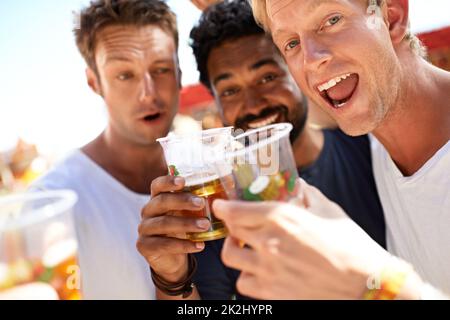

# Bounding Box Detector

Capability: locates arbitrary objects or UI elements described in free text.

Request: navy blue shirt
[194,129,386,300]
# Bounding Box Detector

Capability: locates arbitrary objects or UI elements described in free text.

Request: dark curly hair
[189,0,265,90]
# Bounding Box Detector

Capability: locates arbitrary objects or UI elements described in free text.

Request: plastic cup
[0,190,81,300]
[214,123,300,203]
[157,127,234,242]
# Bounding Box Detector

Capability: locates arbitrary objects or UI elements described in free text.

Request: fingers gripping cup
[157,128,234,242]
[215,123,300,203]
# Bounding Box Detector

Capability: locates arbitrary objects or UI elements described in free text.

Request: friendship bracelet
[363,258,413,300]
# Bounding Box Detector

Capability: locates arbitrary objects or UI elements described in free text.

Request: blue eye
[325,15,342,27]
[285,39,300,52]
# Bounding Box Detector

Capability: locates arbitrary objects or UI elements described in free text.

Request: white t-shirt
[370,136,450,293]
[31,150,155,300]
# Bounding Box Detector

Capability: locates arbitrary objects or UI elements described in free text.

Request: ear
[177,67,183,89]
[385,0,409,45]
[86,67,102,96]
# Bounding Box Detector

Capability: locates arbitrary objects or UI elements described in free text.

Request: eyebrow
[250,58,278,71]
[271,28,291,43]
[213,58,279,87]
[104,55,133,65]
[212,72,232,86]
[272,0,338,41]
[104,56,174,66]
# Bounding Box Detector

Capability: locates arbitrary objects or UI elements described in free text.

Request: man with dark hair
[33,0,180,299]
[137,0,386,300]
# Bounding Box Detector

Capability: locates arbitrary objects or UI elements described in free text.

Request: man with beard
[136,0,385,300]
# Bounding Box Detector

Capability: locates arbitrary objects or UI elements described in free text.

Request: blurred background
[1,0,450,194]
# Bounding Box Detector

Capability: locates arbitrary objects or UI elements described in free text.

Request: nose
[139,72,156,104]
[302,36,332,72]
[242,87,267,115]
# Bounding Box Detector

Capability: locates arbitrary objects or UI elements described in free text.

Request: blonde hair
[249,0,269,31]
[248,0,426,57]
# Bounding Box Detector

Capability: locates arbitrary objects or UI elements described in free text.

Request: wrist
[156,264,189,284]
[362,256,415,300]
[151,254,197,298]
[395,268,423,300]
[346,250,393,299]
[151,255,189,283]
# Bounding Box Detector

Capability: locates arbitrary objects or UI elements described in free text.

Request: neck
[373,55,450,176]
[82,126,167,194]
[292,124,324,169]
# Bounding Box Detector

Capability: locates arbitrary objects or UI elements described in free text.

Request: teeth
[318,73,352,92]
[248,113,279,129]
[333,101,346,109]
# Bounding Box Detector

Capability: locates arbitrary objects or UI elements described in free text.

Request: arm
[137,176,210,300]
[212,179,449,300]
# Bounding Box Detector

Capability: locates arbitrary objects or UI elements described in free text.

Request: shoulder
[31,150,92,192]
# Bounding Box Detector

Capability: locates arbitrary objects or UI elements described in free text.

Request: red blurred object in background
[179,84,223,130]
[419,26,450,71]
[180,84,214,115]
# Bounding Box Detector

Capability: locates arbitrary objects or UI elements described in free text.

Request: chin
[144,137,164,147]
[337,118,377,137]
[336,103,381,136]
[142,122,172,139]
[131,130,165,146]
[339,126,369,137]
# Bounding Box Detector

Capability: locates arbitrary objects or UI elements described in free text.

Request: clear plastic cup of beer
[0,190,81,300]
[214,123,300,203]
[157,127,234,242]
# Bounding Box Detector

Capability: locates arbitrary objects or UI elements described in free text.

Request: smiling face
[266,0,403,136]
[207,34,307,141]
[88,25,180,146]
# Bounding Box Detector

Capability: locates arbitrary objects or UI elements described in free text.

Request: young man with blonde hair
[211,0,450,299]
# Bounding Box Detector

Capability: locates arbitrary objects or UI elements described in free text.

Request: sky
[0,0,449,157]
